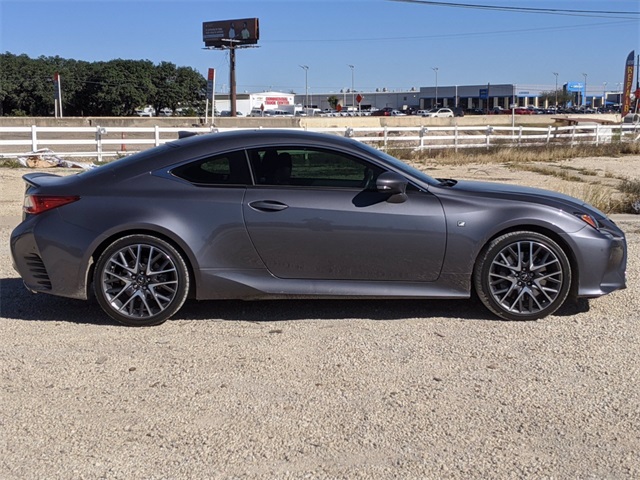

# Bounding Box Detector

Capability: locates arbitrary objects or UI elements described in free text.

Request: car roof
[82,129,370,179]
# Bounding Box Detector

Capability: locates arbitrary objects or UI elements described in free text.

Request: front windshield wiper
[436,178,458,187]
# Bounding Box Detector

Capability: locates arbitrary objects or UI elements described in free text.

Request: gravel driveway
[1,167,639,479]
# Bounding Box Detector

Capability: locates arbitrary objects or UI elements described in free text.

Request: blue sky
[1,0,638,96]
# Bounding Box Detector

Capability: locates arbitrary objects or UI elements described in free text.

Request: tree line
[0,53,207,117]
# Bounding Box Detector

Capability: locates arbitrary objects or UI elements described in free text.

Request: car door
[242,146,446,282]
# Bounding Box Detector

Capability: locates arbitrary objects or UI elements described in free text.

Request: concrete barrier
[0,114,622,130]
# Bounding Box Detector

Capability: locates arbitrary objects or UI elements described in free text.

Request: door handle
[248,200,289,212]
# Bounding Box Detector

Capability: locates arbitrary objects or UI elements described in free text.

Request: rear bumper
[10,213,94,300]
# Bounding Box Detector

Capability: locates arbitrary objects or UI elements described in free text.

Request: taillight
[24,195,80,215]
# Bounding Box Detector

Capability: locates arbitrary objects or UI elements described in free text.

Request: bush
[619,178,640,213]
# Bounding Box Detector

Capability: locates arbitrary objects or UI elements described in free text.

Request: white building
[213,91,297,115]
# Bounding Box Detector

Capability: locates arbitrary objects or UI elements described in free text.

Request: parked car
[423,108,454,118]
[135,106,155,117]
[10,130,627,326]
[370,107,405,116]
[371,107,395,116]
[513,108,535,115]
[270,109,293,117]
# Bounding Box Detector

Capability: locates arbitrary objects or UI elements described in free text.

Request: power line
[388,0,640,19]
[265,19,635,44]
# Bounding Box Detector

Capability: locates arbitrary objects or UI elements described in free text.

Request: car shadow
[0,278,113,325]
[0,277,589,325]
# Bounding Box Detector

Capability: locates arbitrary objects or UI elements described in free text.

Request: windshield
[353,142,440,186]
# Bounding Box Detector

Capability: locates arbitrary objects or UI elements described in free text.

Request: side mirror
[376,171,408,203]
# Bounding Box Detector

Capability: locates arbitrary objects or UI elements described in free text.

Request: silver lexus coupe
[10,130,627,326]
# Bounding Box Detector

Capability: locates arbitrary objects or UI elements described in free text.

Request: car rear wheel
[94,235,189,326]
[474,231,571,321]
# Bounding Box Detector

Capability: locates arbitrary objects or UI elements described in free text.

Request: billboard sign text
[203,18,259,47]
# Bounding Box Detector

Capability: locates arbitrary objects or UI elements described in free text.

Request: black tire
[94,235,189,326]
[474,231,571,321]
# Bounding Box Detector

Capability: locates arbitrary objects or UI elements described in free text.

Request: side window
[250,146,384,189]
[171,150,250,185]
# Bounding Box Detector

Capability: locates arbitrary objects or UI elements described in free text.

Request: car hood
[446,179,608,220]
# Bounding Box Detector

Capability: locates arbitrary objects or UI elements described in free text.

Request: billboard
[203,18,259,47]
[621,50,635,117]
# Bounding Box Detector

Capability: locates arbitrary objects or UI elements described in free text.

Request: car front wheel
[474,231,571,321]
[94,235,189,326]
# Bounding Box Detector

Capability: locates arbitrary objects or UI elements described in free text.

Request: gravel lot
[1,163,639,479]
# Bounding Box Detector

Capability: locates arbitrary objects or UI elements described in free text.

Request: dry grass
[619,178,640,213]
[395,143,640,214]
[398,143,640,166]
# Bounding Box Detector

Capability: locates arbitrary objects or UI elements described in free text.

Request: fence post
[485,126,493,149]
[96,126,105,162]
[31,125,38,152]
[155,125,160,146]
[518,126,523,145]
[595,125,600,146]
[546,126,552,145]
[383,127,388,150]
[571,125,576,147]
[454,125,459,152]
[419,127,427,149]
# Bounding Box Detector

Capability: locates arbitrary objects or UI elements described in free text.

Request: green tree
[0,53,53,116]
[538,89,573,108]
[327,95,339,110]
[0,53,211,117]
[151,62,206,115]
[87,59,156,116]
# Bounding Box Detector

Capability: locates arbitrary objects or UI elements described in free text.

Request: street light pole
[348,65,355,113]
[582,72,588,108]
[602,82,607,110]
[432,67,439,108]
[299,65,309,112]
[552,72,559,108]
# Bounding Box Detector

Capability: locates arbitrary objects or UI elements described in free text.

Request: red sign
[356,94,363,104]
[265,97,290,105]
[206,68,215,98]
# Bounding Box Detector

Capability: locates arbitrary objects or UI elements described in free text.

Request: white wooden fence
[0,123,638,161]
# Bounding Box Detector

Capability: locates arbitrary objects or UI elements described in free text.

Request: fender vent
[24,253,52,290]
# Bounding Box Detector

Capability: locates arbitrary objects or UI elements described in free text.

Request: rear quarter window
[171,150,251,185]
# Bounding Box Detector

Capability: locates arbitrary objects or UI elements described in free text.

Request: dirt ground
[1,156,639,479]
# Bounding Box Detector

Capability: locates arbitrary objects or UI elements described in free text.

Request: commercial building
[213,83,618,116]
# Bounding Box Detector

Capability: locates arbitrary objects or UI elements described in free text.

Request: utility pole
[300,65,309,110]
[432,67,439,108]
